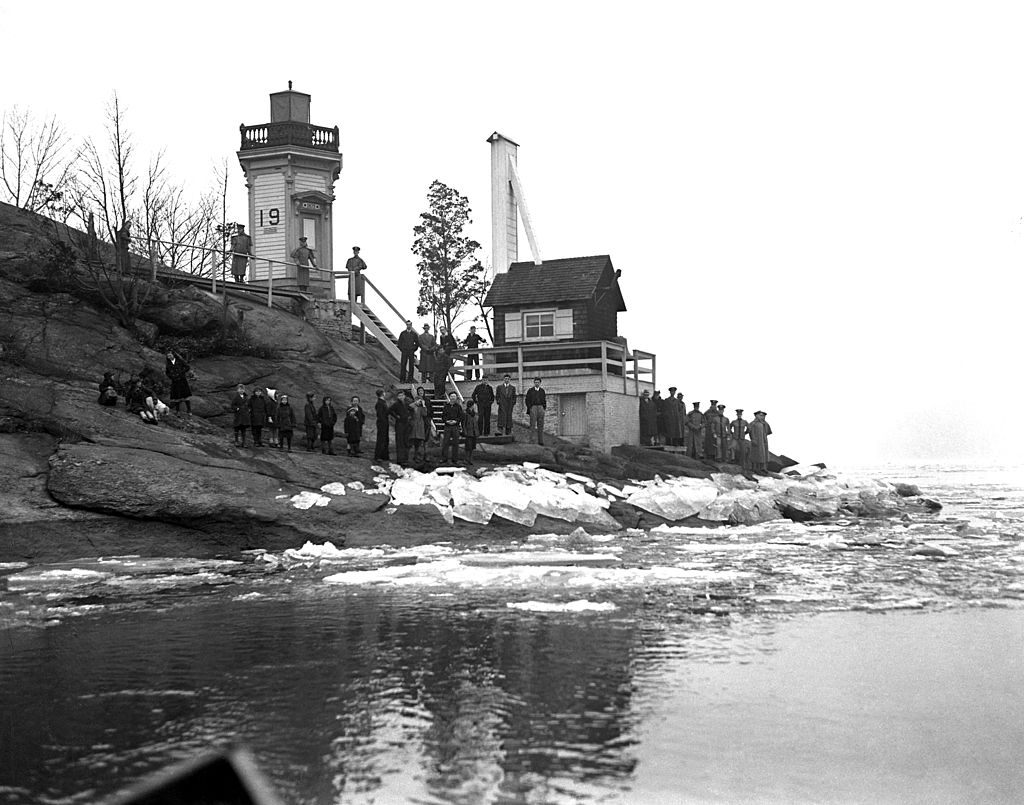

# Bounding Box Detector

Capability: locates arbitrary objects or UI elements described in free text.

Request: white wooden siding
[252,173,287,279]
[294,172,326,193]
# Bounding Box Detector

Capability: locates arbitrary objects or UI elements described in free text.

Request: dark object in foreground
[108,748,283,805]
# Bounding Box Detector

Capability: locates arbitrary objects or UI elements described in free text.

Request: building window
[524,311,555,340]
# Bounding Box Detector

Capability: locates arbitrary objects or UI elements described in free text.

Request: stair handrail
[361,275,409,327]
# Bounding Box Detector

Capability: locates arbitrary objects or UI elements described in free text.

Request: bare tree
[75,92,137,242]
[0,106,73,214]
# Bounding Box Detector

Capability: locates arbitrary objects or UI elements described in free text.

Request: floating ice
[507,600,618,613]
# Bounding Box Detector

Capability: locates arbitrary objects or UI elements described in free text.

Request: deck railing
[447,340,656,396]
[239,122,340,153]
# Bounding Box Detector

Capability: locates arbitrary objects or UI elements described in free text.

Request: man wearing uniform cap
[748,410,773,472]
[346,246,367,303]
[685,401,705,459]
[290,237,317,292]
[715,404,729,461]
[663,386,683,447]
[730,408,750,470]
[703,399,719,459]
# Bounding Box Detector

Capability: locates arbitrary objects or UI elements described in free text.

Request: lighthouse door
[559,393,586,437]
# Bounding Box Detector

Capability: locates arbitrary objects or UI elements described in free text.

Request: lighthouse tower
[237,84,342,298]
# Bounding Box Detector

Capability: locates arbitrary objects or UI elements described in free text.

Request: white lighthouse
[237,84,342,297]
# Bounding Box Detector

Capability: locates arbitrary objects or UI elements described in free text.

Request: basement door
[559,393,587,437]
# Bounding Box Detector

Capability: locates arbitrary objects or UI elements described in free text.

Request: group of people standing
[639,390,774,472]
[396,321,488,387]
[373,386,478,468]
[229,386,368,456]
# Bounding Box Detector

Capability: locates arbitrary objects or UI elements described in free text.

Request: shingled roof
[484,255,626,310]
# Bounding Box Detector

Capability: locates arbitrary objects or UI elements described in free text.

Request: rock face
[0,202,942,561]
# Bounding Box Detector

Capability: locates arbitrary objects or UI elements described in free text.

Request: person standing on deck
[685,402,705,458]
[397,320,419,383]
[374,389,390,462]
[290,236,317,292]
[346,246,367,303]
[417,324,436,383]
[525,378,547,446]
[464,326,486,380]
[731,409,750,469]
[496,374,517,436]
[748,410,773,472]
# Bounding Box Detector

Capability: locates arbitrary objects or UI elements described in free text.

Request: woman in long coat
[248,388,270,447]
[409,395,431,467]
[164,351,192,415]
[417,325,436,382]
[318,396,338,455]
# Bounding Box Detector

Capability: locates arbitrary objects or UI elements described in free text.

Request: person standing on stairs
[397,320,419,383]
[418,324,436,383]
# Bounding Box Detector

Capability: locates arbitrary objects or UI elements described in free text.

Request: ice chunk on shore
[291,491,331,509]
[320,482,348,495]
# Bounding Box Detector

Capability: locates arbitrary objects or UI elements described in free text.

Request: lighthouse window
[524,311,555,340]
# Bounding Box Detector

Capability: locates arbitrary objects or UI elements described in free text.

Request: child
[343,396,365,456]
[275,393,296,452]
[230,384,250,446]
[318,396,338,455]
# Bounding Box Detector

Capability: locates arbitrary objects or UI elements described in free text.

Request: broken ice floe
[287,461,940,529]
[506,600,617,613]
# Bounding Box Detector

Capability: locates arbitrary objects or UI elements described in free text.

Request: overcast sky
[2,1,1021,466]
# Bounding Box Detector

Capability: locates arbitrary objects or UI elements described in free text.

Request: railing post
[601,342,608,388]
[651,353,656,393]
[517,345,524,390]
[622,338,629,394]
[267,260,273,308]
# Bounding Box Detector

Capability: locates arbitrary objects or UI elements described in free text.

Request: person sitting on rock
[127,377,158,424]
[275,393,296,452]
[231,384,251,446]
[344,396,366,456]
[164,350,192,415]
[98,372,120,407]
[248,387,270,447]
[318,396,338,455]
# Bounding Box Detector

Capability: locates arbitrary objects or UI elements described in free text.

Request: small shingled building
[465,255,654,452]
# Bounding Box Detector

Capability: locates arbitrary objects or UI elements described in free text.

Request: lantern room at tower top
[237,84,342,298]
